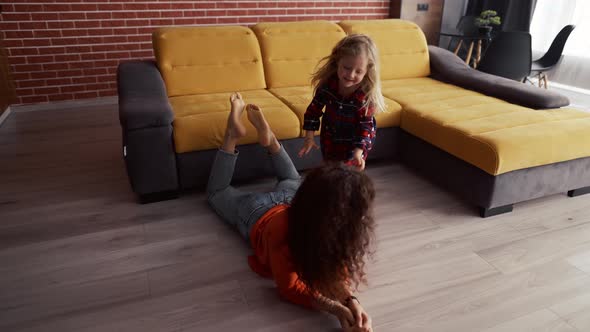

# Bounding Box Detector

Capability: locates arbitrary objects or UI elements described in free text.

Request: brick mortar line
[5,1,384,4]
[5,6,388,12]
[2,11,387,20]
[8,44,152,50]
[7,43,154,49]
[6,1,385,3]
[13,58,150,67]
[17,82,116,87]
[5,12,387,23]
[4,14,387,41]
[9,51,152,57]
[18,76,118,84]
[3,8,388,14]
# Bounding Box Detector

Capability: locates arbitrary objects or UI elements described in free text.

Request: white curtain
[530,0,590,89]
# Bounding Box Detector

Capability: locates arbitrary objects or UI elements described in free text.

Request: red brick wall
[0,1,390,105]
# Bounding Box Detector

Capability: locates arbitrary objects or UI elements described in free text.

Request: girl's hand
[351,149,365,171]
[298,137,319,157]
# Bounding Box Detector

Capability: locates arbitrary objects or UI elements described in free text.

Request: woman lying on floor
[205,93,376,331]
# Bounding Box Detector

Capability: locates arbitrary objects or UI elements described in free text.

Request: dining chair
[456,15,478,35]
[527,25,575,88]
[477,31,532,82]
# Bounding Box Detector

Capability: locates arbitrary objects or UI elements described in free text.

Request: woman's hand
[343,327,372,332]
[331,302,355,329]
[298,135,319,157]
[345,298,372,331]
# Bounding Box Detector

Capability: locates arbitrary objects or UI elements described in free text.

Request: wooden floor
[2,103,590,332]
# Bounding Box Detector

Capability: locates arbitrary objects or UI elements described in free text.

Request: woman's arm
[343,295,372,331]
[336,283,373,331]
[312,293,355,328]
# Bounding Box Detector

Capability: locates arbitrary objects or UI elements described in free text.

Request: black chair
[477,31,532,82]
[528,25,575,88]
[456,15,478,35]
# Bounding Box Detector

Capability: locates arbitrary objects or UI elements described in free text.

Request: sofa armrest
[117,60,178,201]
[117,60,174,130]
[428,46,569,109]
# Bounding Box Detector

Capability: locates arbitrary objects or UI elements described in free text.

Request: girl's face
[337,53,368,92]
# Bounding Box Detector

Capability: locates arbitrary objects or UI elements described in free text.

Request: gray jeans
[206,146,301,241]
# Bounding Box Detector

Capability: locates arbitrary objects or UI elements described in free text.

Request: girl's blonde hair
[311,34,386,113]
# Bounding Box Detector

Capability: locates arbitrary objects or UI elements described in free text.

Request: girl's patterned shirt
[303,76,376,161]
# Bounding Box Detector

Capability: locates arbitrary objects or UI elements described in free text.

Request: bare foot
[227,92,246,139]
[246,104,274,147]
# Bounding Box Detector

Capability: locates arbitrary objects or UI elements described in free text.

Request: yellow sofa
[117,19,590,217]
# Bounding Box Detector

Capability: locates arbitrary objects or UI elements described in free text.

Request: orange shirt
[248,204,316,309]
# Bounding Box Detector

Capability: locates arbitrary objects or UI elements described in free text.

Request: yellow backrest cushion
[338,19,430,80]
[252,21,346,88]
[153,26,266,97]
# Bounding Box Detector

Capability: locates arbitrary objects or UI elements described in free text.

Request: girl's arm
[352,104,376,159]
[303,87,328,135]
[299,87,327,156]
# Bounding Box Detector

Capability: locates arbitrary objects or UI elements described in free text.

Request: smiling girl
[298,34,386,170]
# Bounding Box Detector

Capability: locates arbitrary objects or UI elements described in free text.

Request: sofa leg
[568,186,590,197]
[139,190,179,204]
[479,204,513,218]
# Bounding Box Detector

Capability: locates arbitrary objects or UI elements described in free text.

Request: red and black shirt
[303,76,376,162]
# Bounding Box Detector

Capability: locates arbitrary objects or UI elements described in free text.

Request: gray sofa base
[122,125,178,197]
[399,130,590,216]
[139,190,179,204]
[176,127,400,190]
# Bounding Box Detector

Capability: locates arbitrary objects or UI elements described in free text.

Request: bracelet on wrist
[344,295,360,306]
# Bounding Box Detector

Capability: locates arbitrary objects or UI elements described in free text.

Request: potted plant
[474,10,501,36]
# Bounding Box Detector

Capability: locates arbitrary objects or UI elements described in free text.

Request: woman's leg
[207,95,289,240]
[207,93,256,238]
[246,105,301,192]
[271,147,302,192]
[206,92,246,195]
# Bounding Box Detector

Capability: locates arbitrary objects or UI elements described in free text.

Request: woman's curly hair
[287,163,376,298]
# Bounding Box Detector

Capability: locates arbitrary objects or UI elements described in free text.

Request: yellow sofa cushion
[170,90,300,153]
[153,26,266,97]
[381,77,483,107]
[269,86,403,137]
[390,78,590,175]
[338,19,430,80]
[252,21,346,88]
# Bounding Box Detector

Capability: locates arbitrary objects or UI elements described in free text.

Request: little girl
[298,34,386,171]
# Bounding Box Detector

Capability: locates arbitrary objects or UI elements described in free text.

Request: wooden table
[439,32,492,68]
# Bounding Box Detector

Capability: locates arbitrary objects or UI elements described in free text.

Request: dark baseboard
[568,186,590,197]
